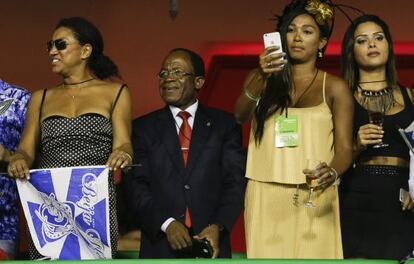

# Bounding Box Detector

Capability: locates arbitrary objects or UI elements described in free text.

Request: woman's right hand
[8,154,30,180]
[356,123,384,150]
[259,46,286,76]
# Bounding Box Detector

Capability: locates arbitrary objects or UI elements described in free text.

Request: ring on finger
[267,61,272,67]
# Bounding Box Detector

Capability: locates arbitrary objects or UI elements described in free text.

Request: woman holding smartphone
[339,14,414,260]
[234,0,353,258]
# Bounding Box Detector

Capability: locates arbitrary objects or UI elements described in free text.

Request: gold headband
[305,0,333,25]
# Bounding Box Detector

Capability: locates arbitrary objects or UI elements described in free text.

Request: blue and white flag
[403,120,414,200]
[399,120,414,154]
[16,166,111,259]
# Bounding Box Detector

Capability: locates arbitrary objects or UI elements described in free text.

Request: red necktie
[178,111,192,167]
[177,111,192,227]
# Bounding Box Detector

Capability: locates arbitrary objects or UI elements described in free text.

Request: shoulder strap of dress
[38,89,48,123]
[399,84,414,110]
[110,84,127,117]
[322,72,327,103]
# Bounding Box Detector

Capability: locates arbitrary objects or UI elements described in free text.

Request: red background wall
[1,0,414,117]
[2,0,414,254]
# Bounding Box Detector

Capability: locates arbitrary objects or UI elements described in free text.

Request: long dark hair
[56,17,120,80]
[253,0,333,144]
[340,14,397,93]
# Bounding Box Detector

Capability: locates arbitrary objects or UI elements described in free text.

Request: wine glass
[365,98,389,148]
[304,159,321,208]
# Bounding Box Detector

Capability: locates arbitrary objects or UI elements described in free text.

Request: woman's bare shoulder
[324,71,349,92]
[93,80,127,93]
[30,88,49,101]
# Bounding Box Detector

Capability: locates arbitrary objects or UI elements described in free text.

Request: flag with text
[16,166,111,259]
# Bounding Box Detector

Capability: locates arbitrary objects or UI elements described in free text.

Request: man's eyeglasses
[47,39,74,52]
[158,69,194,80]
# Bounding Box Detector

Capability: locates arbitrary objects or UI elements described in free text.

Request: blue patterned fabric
[0,79,30,240]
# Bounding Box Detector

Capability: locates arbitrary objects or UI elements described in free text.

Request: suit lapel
[186,104,212,179]
[155,107,185,173]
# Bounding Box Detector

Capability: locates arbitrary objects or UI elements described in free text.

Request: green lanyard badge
[275,115,299,147]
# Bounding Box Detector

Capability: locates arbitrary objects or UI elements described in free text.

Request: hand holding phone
[263,32,283,54]
[400,188,414,211]
[191,238,213,258]
[262,32,286,73]
[400,188,409,202]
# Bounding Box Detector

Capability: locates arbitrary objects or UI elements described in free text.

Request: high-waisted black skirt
[340,164,414,260]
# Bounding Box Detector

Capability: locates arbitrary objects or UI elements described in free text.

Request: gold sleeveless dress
[244,72,342,259]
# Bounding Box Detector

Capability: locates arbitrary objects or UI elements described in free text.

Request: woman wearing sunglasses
[8,17,133,259]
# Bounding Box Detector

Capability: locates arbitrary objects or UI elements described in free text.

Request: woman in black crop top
[339,14,414,260]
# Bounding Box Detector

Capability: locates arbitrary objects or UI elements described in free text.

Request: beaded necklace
[357,84,394,113]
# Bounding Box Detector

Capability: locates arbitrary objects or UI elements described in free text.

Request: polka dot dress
[28,113,118,259]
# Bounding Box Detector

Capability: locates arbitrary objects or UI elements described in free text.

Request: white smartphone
[400,188,409,202]
[263,32,283,53]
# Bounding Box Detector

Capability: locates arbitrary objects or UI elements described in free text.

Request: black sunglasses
[47,39,72,52]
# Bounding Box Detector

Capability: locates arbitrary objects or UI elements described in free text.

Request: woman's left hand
[312,162,338,187]
[106,149,132,170]
[401,194,414,211]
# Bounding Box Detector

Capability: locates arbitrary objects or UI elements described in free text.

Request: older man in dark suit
[125,48,245,258]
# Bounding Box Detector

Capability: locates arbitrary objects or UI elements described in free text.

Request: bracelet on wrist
[244,88,261,102]
[329,167,340,185]
[124,152,132,162]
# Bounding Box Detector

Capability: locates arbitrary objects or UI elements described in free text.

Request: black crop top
[354,85,414,161]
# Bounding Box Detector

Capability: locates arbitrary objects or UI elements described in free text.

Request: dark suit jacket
[124,104,246,258]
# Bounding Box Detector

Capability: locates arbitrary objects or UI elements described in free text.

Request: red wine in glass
[368,111,383,125]
[368,111,388,148]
